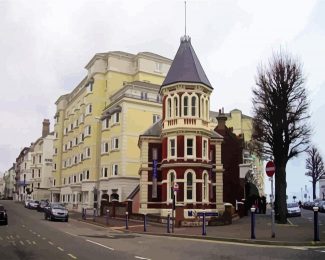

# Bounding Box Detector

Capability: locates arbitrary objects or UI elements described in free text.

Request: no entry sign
[266,161,275,177]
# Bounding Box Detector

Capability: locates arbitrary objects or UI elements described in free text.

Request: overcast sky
[1,0,324,200]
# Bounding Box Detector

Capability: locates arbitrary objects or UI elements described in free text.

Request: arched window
[174,96,178,117]
[167,98,172,118]
[168,171,176,202]
[185,170,196,201]
[183,96,188,116]
[202,171,209,202]
[200,97,204,119]
[191,96,196,116]
[205,100,209,119]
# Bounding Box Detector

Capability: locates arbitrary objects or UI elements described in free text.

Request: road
[1,201,325,260]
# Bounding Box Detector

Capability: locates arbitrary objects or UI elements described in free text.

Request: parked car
[0,204,8,225]
[318,201,325,213]
[28,200,40,209]
[44,203,69,222]
[37,200,49,212]
[287,202,301,217]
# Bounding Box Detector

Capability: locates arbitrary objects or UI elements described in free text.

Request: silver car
[44,203,69,222]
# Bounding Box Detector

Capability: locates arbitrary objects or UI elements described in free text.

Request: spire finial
[185,1,187,36]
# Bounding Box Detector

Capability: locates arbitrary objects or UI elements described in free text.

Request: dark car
[44,203,68,222]
[37,200,49,212]
[0,205,8,225]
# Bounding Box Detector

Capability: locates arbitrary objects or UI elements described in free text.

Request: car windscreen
[52,206,65,210]
[287,203,298,208]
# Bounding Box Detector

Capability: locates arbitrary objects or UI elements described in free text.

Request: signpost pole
[271,176,275,238]
[172,191,175,233]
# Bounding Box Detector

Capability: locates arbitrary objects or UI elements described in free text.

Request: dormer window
[167,98,172,118]
[174,96,178,117]
[183,96,188,116]
[191,96,197,116]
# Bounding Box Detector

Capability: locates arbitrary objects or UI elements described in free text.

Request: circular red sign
[266,161,275,177]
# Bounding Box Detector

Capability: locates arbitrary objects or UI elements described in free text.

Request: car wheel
[4,219,8,225]
[65,218,68,222]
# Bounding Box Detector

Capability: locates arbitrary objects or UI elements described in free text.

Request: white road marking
[42,237,46,240]
[32,241,37,245]
[20,241,24,245]
[33,232,36,235]
[11,241,16,246]
[135,256,151,260]
[6,236,10,240]
[29,229,33,232]
[57,246,64,251]
[64,231,77,237]
[22,225,25,228]
[37,234,41,237]
[10,235,14,239]
[0,236,3,240]
[16,235,20,239]
[48,241,54,245]
[67,253,77,259]
[26,240,31,245]
[86,239,114,251]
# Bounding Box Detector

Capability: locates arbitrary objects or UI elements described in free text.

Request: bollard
[143,213,147,232]
[125,212,129,230]
[93,208,96,222]
[106,209,109,225]
[313,206,320,241]
[202,212,207,236]
[167,214,170,233]
[251,207,256,239]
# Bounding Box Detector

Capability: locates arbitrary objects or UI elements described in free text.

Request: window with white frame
[75,137,78,146]
[79,173,83,182]
[84,125,91,136]
[86,81,93,93]
[111,137,119,150]
[84,170,90,180]
[153,114,161,124]
[167,171,176,202]
[185,136,195,158]
[70,123,73,131]
[79,133,84,143]
[174,96,179,117]
[53,163,56,170]
[167,98,172,118]
[73,175,77,183]
[191,96,197,116]
[74,119,79,128]
[185,170,195,201]
[112,112,120,124]
[202,171,209,202]
[85,104,92,115]
[155,62,162,72]
[69,140,73,149]
[54,148,58,154]
[202,138,208,160]
[102,167,108,178]
[168,137,177,159]
[79,114,84,124]
[102,142,109,154]
[112,164,118,176]
[74,155,78,164]
[183,96,189,116]
[64,127,68,135]
[102,118,109,129]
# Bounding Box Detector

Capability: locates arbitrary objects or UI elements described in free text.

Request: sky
[0,0,324,201]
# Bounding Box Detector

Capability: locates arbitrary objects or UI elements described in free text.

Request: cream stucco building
[51,51,171,211]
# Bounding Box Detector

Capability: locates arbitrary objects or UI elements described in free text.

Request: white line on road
[37,234,41,237]
[48,241,54,245]
[22,225,25,228]
[6,236,10,239]
[32,232,36,235]
[135,256,151,260]
[26,240,31,245]
[10,235,14,239]
[86,239,114,251]
[67,253,77,259]
[57,246,64,251]
[20,241,24,245]
[32,241,36,245]
[16,235,20,239]
[42,237,46,240]
[64,231,77,237]
[11,241,16,246]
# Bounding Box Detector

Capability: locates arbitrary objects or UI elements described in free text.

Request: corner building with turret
[138,36,224,224]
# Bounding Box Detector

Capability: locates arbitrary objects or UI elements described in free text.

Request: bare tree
[305,146,325,200]
[252,50,311,223]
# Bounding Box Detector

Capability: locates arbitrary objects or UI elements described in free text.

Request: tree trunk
[312,181,316,200]
[274,160,287,224]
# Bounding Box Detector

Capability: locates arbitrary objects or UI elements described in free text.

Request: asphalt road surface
[1,200,325,260]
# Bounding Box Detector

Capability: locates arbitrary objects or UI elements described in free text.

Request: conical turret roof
[161,36,212,89]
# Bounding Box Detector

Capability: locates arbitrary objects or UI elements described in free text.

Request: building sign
[152,159,158,198]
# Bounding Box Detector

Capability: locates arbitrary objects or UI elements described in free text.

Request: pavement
[69,208,325,247]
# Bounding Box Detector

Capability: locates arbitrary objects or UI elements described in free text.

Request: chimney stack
[42,119,50,138]
[216,108,227,130]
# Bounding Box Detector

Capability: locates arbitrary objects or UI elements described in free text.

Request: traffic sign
[266,161,275,177]
[173,183,179,192]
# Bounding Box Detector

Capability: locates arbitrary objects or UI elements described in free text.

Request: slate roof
[161,36,212,89]
[141,120,162,137]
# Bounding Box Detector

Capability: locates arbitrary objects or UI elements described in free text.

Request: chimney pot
[42,119,50,138]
